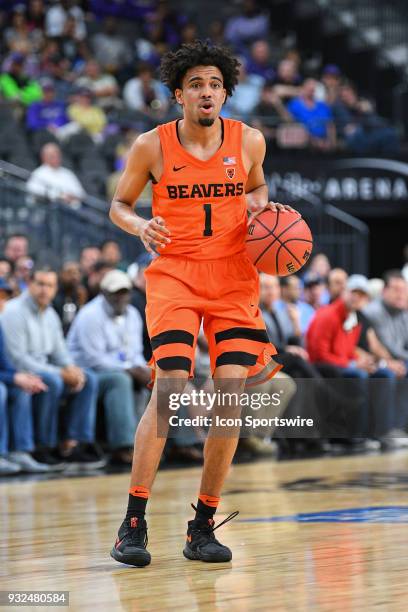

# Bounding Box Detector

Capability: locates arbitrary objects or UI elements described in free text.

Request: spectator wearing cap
[303,272,327,310]
[0,52,42,107]
[26,79,68,133]
[67,88,107,141]
[287,79,337,151]
[315,64,342,105]
[306,275,397,444]
[67,270,151,464]
[1,266,103,469]
[26,142,85,206]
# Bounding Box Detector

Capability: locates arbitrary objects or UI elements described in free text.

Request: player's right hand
[140,217,171,254]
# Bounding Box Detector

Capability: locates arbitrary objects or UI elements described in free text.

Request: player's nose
[200,86,213,98]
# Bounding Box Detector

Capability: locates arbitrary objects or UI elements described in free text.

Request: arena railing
[0,162,145,266]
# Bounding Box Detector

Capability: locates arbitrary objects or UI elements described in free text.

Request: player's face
[176,65,226,127]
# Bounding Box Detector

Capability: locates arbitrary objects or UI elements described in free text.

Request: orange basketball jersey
[152,118,248,260]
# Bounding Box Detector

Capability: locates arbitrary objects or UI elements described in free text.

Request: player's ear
[175,88,183,106]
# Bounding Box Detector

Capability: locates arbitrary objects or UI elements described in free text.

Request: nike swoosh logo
[173,165,187,172]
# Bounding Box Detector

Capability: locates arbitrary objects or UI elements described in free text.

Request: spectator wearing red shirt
[306,275,396,444]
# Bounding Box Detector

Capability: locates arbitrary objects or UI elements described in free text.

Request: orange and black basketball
[246,209,313,276]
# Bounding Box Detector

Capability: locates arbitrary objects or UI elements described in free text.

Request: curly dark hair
[160,39,240,99]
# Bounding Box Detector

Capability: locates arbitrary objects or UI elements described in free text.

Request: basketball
[246,209,313,276]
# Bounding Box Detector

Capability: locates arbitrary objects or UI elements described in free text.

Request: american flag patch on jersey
[223,156,236,165]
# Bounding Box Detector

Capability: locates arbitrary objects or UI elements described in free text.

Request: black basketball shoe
[110,517,151,567]
[183,504,239,563]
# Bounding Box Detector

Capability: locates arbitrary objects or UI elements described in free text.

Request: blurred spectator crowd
[0,0,401,204]
[1,232,408,476]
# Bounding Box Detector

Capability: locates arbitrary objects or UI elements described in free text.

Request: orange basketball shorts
[145,251,279,385]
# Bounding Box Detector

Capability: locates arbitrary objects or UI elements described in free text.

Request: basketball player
[109,40,295,567]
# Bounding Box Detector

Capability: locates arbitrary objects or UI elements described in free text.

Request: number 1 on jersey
[203,203,213,236]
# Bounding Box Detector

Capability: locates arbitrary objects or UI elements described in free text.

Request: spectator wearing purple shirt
[225,0,269,51]
[246,40,275,83]
[26,79,68,132]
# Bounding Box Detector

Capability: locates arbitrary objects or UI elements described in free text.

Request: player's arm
[243,125,297,223]
[109,130,170,254]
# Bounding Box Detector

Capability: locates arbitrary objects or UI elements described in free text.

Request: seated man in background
[364,270,408,369]
[306,275,396,447]
[0,325,49,475]
[364,270,408,434]
[26,79,68,134]
[74,59,120,111]
[332,82,400,155]
[67,88,107,142]
[252,79,295,144]
[287,78,336,151]
[260,273,347,456]
[53,261,88,335]
[302,272,326,310]
[328,268,348,303]
[0,52,42,111]
[1,266,104,469]
[26,142,85,207]
[67,270,151,465]
[277,274,315,337]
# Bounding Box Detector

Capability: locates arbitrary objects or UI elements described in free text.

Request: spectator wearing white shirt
[224,61,263,120]
[75,60,121,110]
[67,270,151,464]
[26,142,85,207]
[123,62,169,120]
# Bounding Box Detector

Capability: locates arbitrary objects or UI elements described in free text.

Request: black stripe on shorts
[151,330,195,352]
[156,356,192,372]
[215,327,269,344]
[215,351,258,368]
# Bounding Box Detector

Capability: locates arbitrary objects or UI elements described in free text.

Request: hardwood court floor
[2,451,408,611]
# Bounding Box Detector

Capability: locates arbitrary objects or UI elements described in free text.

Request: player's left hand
[248,201,299,226]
